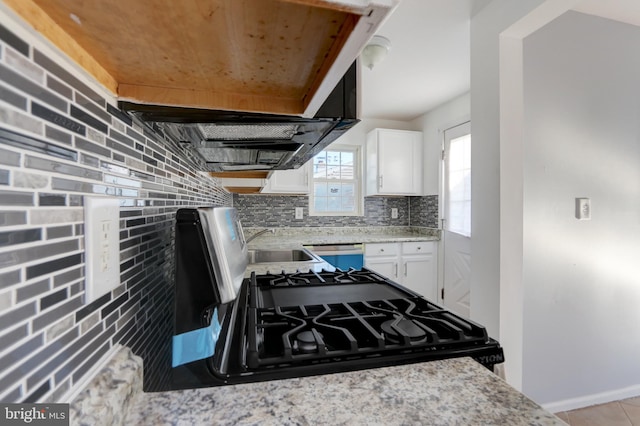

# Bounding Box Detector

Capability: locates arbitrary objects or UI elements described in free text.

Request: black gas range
[171,207,503,390]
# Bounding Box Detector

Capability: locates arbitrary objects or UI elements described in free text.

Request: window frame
[308,144,363,217]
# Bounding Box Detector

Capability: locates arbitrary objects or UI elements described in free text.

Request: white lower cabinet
[364,241,437,300]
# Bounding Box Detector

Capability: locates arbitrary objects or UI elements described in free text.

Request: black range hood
[119,62,359,172]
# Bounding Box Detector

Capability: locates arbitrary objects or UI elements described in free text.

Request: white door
[442,122,471,318]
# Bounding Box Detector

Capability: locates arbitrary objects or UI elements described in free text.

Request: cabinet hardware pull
[394,263,398,277]
[379,175,384,189]
[404,262,407,276]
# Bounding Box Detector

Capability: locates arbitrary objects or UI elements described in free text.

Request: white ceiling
[358,0,640,122]
[359,0,486,121]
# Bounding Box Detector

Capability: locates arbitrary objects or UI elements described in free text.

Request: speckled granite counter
[244,226,439,276]
[245,226,439,250]
[69,346,143,426]
[124,357,564,426]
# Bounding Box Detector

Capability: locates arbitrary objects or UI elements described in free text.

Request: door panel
[442,121,471,318]
[442,230,471,317]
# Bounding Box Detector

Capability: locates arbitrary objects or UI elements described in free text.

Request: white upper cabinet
[261,162,310,194]
[365,129,423,196]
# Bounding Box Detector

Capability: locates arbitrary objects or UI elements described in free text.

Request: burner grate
[244,269,499,371]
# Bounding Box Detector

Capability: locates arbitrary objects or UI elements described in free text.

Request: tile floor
[555,396,640,425]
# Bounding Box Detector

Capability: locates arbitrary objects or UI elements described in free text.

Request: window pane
[463,170,471,199]
[328,196,341,211]
[328,183,341,196]
[313,152,327,178]
[314,182,328,197]
[342,196,355,211]
[314,197,327,212]
[450,141,464,171]
[446,128,471,236]
[314,151,326,165]
[327,151,340,165]
[341,151,354,165]
[309,145,360,216]
[342,183,354,197]
[313,163,326,179]
[326,164,341,179]
[449,170,465,201]
[340,165,354,179]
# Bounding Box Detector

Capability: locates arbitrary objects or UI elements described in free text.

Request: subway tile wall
[0,23,231,402]
[234,194,439,228]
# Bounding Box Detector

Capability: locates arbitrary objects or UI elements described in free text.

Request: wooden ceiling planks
[4,0,360,115]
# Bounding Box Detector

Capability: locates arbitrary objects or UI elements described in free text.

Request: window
[445,130,471,236]
[309,145,361,216]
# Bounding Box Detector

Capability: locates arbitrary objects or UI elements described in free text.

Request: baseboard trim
[542,384,640,413]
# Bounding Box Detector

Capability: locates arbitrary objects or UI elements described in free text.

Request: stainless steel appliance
[172,206,504,390]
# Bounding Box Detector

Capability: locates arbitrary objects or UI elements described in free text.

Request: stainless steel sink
[248,248,317,263]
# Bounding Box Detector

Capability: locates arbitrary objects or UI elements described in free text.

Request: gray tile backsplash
[234,194,438,228]
[409,195,439,228]
[0,23,231,402]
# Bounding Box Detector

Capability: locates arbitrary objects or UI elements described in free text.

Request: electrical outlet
[295,207,304,220]
[575,198,591,220]
[85,197,120,303]
[391,208,398,219]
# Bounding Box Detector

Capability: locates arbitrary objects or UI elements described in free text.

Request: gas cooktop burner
[381,318,428,344]
[294,330,324,354]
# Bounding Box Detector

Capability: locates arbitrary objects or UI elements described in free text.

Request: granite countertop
[244,226,439,276]
[123,357,564,426]
[245,226,439,250]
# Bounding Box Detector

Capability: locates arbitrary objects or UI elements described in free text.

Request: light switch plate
[295,207,304,220]
[391,208,398,219]
[575,198,591,220]
[84,197,120,303]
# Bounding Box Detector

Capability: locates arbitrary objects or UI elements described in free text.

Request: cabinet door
[402,255,437,300]
[364,257,399,281]
[262,164,309,194]
[377,130,422,195]
[401,242,437,300]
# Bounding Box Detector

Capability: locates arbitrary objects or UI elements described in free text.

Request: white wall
[470,0,545,346]
[410,92,470,196]
[521,11,640,408]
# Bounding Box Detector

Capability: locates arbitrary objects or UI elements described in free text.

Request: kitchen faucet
[246,228,275,244]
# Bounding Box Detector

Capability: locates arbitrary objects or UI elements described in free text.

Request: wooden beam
[118,84,304,116]
[279,0,369,14]
[224,187,263,194]
[302,13,358,111]
[210,171,269,179]
[3,0,118,94]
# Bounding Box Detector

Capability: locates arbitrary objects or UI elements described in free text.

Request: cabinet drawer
[364,243,399,257]
[402,241,434,255]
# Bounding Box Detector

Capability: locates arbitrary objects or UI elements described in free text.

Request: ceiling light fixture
[360,35,391,70]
